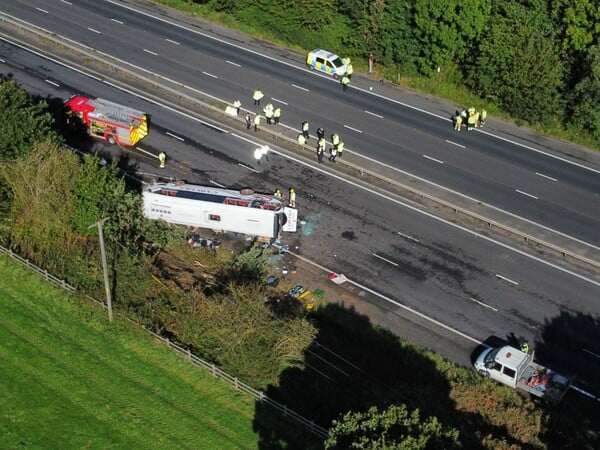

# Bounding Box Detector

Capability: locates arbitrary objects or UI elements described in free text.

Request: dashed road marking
[536,172,558,182]
[397,231,420,243]
[470,297,498,312]
[135,146,157,159]
[344,124,363,133]
[166,38,180,45]
[60,0,72,4]
[423,154,444,164]
[365,110,383,119]
[226,60,241,67]
[271,97,288,105]
[202,71,218,79]
[516,189,538,200]
[36,7,49,13]
[583,348,600,359]
[111,18,123,24]
[238,163,258,173]
[143,48,158,56]
[166,131,184,141]
[45,79,60,87]
[445,139,465,148]
[496,274,519,285]
[87,27,101,34]
[209,179,226,187]
[373,253,398,267]
[292,84,309,92]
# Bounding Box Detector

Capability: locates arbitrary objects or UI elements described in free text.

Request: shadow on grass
[252,302,529,449]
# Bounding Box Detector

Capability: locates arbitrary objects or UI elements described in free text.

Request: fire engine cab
[64,95,149,146]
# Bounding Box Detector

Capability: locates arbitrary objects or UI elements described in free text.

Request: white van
[306,49,347,78]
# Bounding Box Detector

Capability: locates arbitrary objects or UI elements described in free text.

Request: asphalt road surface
[3,0,600,250]
[2,35,599,396]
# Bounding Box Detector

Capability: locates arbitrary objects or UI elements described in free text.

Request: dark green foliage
[325,404,461,449]
[412,0,491,74]
[0,78,56,161]
[0,80,317,394]
[229,243,270,284]
[166,283,317,388]
[549,0,600,54]
[0,139,79,272]
[465,1,565,124]
[193,0,599,144]
[566,44,600,141]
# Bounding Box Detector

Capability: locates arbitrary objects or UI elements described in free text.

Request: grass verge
[0,254,259,449]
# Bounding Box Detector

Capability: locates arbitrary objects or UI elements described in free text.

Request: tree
[0,78,56,160]
[549,0,600,54]
[466,0,564,124]
[412,0,491,74]
[167,283,317,388]
[326,404,461,449]
[567,44,600,143]
[0,139,79,270]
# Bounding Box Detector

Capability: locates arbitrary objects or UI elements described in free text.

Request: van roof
[495,346,528,368]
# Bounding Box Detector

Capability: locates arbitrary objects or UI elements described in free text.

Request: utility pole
[89,217,113,322]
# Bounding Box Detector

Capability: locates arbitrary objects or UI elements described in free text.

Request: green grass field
[0,254,259,449]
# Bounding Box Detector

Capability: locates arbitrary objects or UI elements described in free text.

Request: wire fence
[0,244,329,440]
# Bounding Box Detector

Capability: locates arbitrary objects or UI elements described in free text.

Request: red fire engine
[64,95,149,146]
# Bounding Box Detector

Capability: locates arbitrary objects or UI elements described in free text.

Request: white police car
[306,49,347,79]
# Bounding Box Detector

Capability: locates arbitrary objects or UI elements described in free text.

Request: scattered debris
[328,272,348,285]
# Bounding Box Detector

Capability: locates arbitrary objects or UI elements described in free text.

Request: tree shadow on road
[252,302,532,449]
[534,311,600,450]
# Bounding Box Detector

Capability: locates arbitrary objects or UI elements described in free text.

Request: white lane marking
[292,84,309,92]
[423,154,444,164]
[226,60,241,67]
[516,189,538,200]
[583,348,600,359]
[106,0,600,178]
[231,125,600,289]
[344,124,363,133]
[60,0,72,4]
[319,128,600,253]
[143,48,158,56]
[476,128,600,175]
[397,231,420,243]
[165,38,180,45]
[87,27,101,34]
[135,146,158,159]
[202,71,218,79]
[166,131,184,141]
[0,58,5,63]
[209,179,226,187]
[36,7,49,13]
[536,172,558,182]
[45,79,60,87]
[280,245,481,345]
[8,23,596,292]
[111,18,123,24]
[365,110,383,119]
[373,253,398,267]
[3,20,597,264]
[271,97,288,105]
[470,297,498,312]
[496,274,519,285]
[445,140,465,148]
[238,163,258,173]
